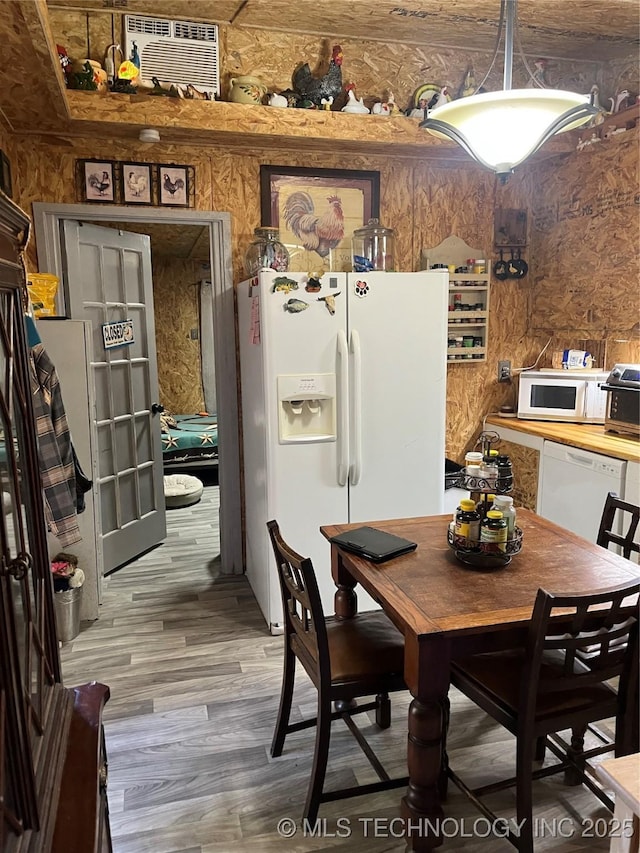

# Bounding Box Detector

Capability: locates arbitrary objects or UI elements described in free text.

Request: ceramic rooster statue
[292,44,344,108]
[283,192,345,258]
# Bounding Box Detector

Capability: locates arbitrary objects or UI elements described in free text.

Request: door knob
[151,403,165,415]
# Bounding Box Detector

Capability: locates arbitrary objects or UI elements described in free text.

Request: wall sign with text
[102,319,134,349]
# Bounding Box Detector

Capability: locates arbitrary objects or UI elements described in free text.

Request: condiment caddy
[447,431,523,568]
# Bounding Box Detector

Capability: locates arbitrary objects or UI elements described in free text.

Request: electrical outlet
[498,359,511,382]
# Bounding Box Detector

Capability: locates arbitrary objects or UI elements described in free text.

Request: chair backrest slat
[597,492,640,561]
[267,520,331,683]
[521,581,639,711]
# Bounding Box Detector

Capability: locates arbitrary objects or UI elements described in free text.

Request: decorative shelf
[63,90,579,160]
[423,235,490,365]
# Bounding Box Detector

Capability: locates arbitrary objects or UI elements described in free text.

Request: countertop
[485,415,640,463]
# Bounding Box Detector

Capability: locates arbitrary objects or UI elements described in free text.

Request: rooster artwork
[160,168,188,205]
[283,191,345,259]
[292,44,344,108]
[86,170,111,198]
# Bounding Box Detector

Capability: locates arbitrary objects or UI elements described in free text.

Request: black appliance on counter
[601,364,640,437]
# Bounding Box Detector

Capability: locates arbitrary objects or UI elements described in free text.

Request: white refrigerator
[238,269,448,631]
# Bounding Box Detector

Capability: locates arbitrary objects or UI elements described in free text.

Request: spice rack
[421,235,490,364]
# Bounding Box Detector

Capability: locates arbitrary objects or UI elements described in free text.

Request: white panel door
[61,221,166,573]
[347,270,448,522]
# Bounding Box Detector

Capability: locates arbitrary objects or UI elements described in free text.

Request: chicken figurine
[292,44,344,108]
[283,192,344,259]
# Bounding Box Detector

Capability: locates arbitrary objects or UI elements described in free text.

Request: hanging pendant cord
[474,0,507,94]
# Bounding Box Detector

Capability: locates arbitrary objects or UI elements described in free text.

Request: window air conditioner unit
[124,15,219,98]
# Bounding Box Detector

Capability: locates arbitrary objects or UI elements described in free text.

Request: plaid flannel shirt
[30,341,81,546]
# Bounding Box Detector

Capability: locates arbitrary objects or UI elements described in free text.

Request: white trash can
[54,587,82,642]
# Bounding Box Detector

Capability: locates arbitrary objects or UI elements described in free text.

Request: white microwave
[517,369,609,423]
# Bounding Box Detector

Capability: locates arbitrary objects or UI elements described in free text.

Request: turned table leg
[402,634,452,851]
[330,546,358,619]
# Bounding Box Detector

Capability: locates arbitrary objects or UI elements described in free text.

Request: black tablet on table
[329,526,417,563]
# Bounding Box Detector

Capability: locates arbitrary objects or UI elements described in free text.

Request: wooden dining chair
[449,580,639,853]
[267,519,408,824]
[597,491,640,561]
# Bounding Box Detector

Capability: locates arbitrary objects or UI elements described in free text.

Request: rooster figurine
[283,192,345,258]
[292,44,344,108]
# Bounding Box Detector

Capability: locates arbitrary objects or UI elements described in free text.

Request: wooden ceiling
[45,0,640,62]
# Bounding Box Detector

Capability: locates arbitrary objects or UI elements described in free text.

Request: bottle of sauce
[455,499,481,543]
[480,510,508,552]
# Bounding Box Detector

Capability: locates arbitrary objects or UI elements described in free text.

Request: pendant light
[420,0,598,180]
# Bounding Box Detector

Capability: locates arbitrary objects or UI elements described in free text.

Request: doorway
[32,203,242,580]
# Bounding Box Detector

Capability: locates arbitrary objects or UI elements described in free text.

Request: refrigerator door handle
[350,329,362,485]
[337,329,349,486]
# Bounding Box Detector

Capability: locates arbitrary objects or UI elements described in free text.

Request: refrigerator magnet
[305,271,323,292]
[318,292,341,315]
[354,280,370,298]
[271,276,299,294]
[283,298,309,313]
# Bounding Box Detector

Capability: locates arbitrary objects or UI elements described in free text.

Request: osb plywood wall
[0,124,18,202]
[152,253,206,413]
[529,134,640,365]
[498,440,540,511]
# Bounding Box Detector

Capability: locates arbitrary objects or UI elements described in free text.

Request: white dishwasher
[539,441,626,543]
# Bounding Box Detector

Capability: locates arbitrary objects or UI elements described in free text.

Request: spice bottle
[495,454,514,492]
[455,499,481,543]
[491,495,516,537]
[476,494,496,519]
[480,510,508,552]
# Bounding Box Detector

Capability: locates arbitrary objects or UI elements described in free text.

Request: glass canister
[352,218,396,272]
[244,227,290,276]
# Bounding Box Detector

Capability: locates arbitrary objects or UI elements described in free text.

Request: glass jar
[244,227,289,276]
[352,218,396,272]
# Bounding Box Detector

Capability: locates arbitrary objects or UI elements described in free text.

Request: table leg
[330,546,358,619]
[401,634,451,851]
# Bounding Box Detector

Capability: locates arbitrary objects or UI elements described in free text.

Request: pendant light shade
[421,1,597,179]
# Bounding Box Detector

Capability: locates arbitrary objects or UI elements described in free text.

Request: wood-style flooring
[60,485,615,852]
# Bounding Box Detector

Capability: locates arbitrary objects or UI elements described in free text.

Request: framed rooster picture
[79,159,116,203]
[158,164,190,207]
[122,162,152,204]
[260,165,380,273]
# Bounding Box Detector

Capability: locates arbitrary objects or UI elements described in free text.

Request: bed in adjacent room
[161,413,218,471]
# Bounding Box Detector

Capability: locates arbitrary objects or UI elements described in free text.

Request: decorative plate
[412,83,451,110]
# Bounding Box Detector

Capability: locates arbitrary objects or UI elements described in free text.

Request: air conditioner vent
[124,15,219,98]
[126,16,171,37]
[174,21,218,42]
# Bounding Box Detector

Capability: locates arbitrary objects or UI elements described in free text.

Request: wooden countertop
[596,754,640,816]
[486,416,640,463]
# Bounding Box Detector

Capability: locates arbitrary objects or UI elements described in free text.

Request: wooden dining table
[320,509,640,851]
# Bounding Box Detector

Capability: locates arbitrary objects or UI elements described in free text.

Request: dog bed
[163,473,204,509]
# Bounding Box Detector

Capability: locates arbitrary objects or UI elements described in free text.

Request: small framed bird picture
[157,164,190,207]
[122,162,153,205]
[78,159,116,203]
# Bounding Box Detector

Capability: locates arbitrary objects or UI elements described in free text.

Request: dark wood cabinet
[0,193,111,853]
